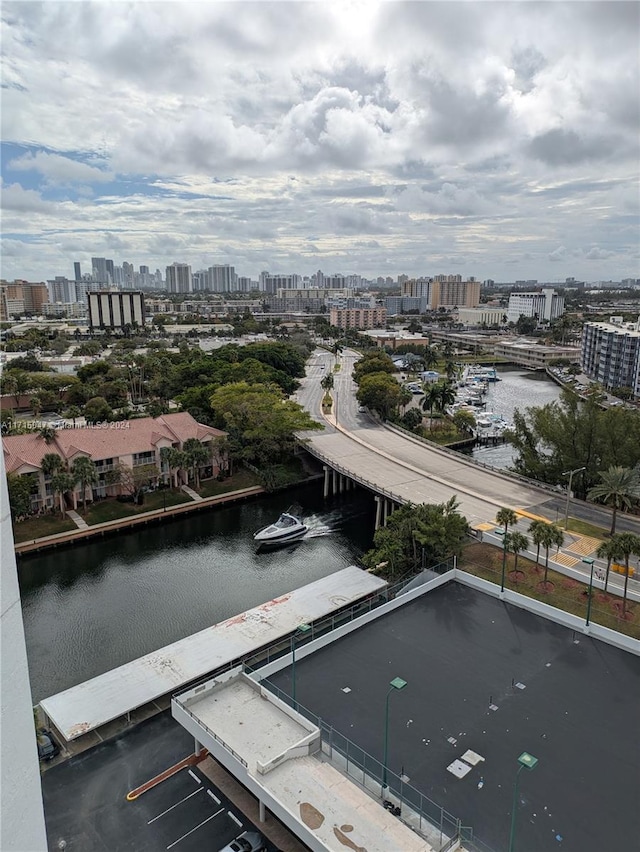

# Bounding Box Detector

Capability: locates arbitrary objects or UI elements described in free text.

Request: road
[295,349,640,591]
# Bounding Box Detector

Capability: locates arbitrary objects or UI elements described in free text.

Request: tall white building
[507,288,565,324]
[1,456,48,851]
[208,265,236,293]
[166,263,192,293]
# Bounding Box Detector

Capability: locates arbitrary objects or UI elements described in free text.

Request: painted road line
[187,769,201,784]
[207,790,221,804]
[166,807,224,849]
[147,788,203,824]
[228,811,243,827]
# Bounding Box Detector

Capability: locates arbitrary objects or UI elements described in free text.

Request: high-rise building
[74,261,82,281]
[91,257,108,284]
[122,262,134,290]
[208,265,236,293]
[432,277,480,309]
[507,288,564,324]
[88,291,146,330]
[581,319,640,398]
[329,306,387,330]
[165,263,192,293]
[47,277,76,303]
[105,259,115,283]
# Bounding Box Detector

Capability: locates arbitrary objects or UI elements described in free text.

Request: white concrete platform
[174,673,436,852]
[41,566,386,741]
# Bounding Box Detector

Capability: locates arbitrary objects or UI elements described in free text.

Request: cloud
[10,150,114,185]
[585,246,615,260]
[549,246,568,262]
[1,181,53,212]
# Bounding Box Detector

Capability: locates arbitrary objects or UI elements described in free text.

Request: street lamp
[562,467,586,530]
[584,558,596,627]
[382,676,407,790]
[508,752,539,852]
[291,623,311,709]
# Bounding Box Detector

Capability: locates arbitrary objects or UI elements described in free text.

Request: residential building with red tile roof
[3,413,226,513]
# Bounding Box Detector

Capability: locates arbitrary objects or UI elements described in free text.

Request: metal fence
[256,677,495,852]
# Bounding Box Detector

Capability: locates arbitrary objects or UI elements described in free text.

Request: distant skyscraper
[74,261,82,281]
[91,257,108,283]
[166,263,192,293]
[208,265,236,293]
[105,259,115,282]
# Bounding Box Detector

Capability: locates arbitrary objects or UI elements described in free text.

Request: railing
[173,695,248,767]
[254,678,496,852]
[303,443,407,504]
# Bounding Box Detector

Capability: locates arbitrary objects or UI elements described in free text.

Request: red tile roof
[2,413,226,473]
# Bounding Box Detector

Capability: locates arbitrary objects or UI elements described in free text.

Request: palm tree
[587,466,640,535]
[434,380,456,415]
[496,507,518,591]
[30,395,42,417]
[421,384,440,430]
[160,446,186,487]
[596,538,624,596]
[51,471,75,516]
[320,373,334,391]
[70,456,98,512]
[528,520,548,566]
[536,523,565,588]
[41,452,64,513]
[505,531,529,581]
[182,438,209,489]
[65,405,81,426]
[608,532,640,618]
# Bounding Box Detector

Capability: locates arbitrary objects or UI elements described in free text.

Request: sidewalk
[66,509,89,530]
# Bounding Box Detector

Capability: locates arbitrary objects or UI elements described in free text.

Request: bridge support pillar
[194,736,200,755]
[332,468,337,496]
[323,466,330,499]
[375,496,382,530]
[259,799,266,823]
[339,474,344,494]
[383,499,390,525]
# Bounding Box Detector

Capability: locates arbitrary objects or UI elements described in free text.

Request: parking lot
[130,765,277,852]
[41,710,280,852]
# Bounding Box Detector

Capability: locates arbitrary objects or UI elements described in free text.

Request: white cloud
[10,151,113,185]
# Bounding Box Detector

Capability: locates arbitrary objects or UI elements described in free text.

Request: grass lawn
[565,516,609,539]
[13,514,77,543]
[459,541,640,640]
[197,468,262,499]
[83,489,192,525]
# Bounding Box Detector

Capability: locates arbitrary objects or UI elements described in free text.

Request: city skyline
[1,2,639,283]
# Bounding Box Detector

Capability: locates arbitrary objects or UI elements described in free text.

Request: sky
[1,0,639,284]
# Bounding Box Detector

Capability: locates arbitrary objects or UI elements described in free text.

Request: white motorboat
[254,512,308,544]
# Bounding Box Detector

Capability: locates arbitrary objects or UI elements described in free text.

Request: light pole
[291,623,311,709]
[382,676,407,790]
[585,559,596,627]
[562,466,585,530]
[508,752,539,852]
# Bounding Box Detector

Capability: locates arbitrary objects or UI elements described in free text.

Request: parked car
[37,729,60,762]
[218,831,266,852]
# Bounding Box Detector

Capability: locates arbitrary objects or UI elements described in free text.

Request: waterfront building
[2,413,227,512]
[581,319,640,398]
[506,288,565,325]
[87,290,145,330]
[493,339,581,369]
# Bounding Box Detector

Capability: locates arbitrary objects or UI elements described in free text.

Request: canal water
[466,366,563,468]
[19,367,562,702]
[19,484,375,702]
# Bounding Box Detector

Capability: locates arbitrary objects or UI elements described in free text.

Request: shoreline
[14,474,323,556]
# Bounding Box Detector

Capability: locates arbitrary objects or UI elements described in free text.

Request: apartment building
[2,413,227,513]
[507,288,565,324]
[166,263,192,294]
[401,276,480,310]
[581,319,640,398]
[329,306,387,330]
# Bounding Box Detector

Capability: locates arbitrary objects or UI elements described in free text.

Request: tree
[596,537,624,595]
[533,523,565,588]
[528,519,548,566]
[209,435,232,477]
[65,405,82,425]
[361,499,468,577]
[38,426,57,444]
[496,507,518,591]
[70,456,98,511]
[421,384,441,429]
[401,408,423,431]
[84,396,113,424]
[356,373,404,420]
[106,462,157,501]
[159,446,186,487]
[453,409,476,434]
[607,533,640,618]
[182,438,210,488]
[51,471,75,516]
[320,372,334,391]
[29,395,42,417]
[505,531,529,581]
[352,352,395,383]
[434,380,456,415]
[588,466,640,535]
[7,472,34,519]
